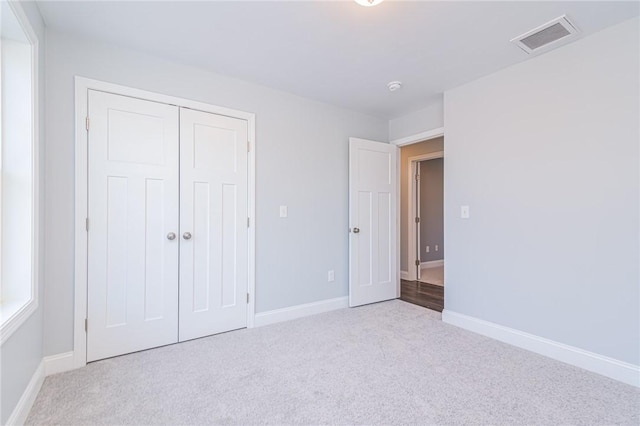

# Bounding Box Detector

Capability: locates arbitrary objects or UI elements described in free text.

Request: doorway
[397,136,444,312]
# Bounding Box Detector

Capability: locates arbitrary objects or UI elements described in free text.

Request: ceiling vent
[511,15,579,54]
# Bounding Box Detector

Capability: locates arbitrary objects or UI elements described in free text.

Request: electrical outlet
[435,245,439,252]
[426,246,430,253]
[279,205,288,218]
[328,270,335,282]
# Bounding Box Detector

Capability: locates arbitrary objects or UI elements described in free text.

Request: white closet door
[87,90,179,362]
[179,108,249,342]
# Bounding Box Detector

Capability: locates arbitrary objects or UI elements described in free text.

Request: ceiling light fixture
[387,81,402,92]
[354,0,384,7]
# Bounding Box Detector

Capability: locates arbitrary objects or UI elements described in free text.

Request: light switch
[328,270,335,282]
[461,205,470,219]
[279,205,288,218]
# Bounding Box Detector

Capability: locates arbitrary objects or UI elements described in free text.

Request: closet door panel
[87,90,179,362]
[179,108,249,342]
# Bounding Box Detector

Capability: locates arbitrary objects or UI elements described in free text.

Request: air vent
[511,15,579,54]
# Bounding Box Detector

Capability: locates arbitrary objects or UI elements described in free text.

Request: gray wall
[43,30,388,356]
[419,158,444,262]
[444,18,639,364]
[1,2,46,424]
[399,138,444,273]
[388,96,443,141]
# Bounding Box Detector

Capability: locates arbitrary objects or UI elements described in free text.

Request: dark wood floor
[400,280,444,312]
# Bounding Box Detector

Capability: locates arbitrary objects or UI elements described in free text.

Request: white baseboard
[442,310,640,387]
[5,360,44,426]
[254,296,348,327]
[43,351,76,376]
[400,270,411,280]
[421,259,444,269]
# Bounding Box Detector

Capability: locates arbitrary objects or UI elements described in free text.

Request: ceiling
[36,1,639,119]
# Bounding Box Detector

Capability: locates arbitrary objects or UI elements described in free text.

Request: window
[0,0,39,344]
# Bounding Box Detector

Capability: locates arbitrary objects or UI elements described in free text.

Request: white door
[348,138,398,307]
[178,108,249,342]
[87,90,179,362]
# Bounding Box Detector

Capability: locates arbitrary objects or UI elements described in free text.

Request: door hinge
[247,217,250,228]
[247,293,250,304]
[415,174,420,181]
[85,218,89,231]
[415,217,420,223]
[247,141,250,152]
[84,319,88,332]
[85,117,90,131]
[415,259,420,266]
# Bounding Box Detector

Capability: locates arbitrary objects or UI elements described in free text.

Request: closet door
[179,108,249,342]
[87,90,180,362]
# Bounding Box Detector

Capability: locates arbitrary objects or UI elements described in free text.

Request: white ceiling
[36,1,639,119]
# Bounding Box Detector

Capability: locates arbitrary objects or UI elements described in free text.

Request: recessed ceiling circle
[387,81,403,92]
[354,0,385,7]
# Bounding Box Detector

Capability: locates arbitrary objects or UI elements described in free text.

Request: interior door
[87,90,179,362]
[348,138,398,307]
[178,108,249,342]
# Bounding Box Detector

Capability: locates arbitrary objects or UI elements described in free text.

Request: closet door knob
[183,232,192,240]
[167,232,176,240]
[353,227,360,234]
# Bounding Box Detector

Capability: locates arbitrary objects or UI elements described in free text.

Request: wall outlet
[328,270,335,282]
[426,246,430,253]
[435,245,439,251]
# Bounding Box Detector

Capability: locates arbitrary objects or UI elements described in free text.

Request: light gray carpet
[27,300,639,425]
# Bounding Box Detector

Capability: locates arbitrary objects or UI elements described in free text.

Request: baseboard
[442,310,640,387]
[420,260,444,269]
[43,351,76,376]
[400,270,411,280]
[5,360,44,426]
[254,296,348,327]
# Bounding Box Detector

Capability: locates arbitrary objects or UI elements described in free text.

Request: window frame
[0,0,40,345]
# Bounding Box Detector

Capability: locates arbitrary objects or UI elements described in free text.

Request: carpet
[26,300,639,425]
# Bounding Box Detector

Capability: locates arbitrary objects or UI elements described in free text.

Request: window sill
[0,297,38,346]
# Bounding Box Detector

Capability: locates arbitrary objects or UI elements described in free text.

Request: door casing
[407,151,444,281]
[73,77,256,369]
[389,127,445,281]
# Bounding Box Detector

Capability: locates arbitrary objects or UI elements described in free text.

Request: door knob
[183,232,192,240]
[167,232,176,240]
[353,227,360,234]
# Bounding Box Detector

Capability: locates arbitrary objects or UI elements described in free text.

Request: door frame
[73,77,256,368]
[407,152,444,281]
[390,127,444,282]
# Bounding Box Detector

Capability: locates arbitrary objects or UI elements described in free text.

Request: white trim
[0,0,41,346]
[400,270,411,281]
[390,127,444,147]
[254,297,348,327]
[5,360,44,426]
[421,260,444,269]
[442,310,640,387]
[396,147,401,297]
[0,300,38,346]
[407,151,444,281]
[43,351,76,376]
[74,77,257,368]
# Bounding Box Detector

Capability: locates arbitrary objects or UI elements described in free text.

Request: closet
[86,90,248,362]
